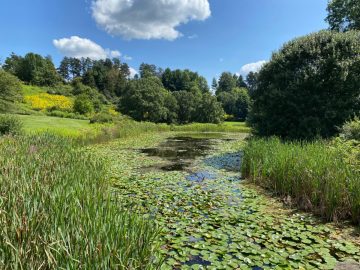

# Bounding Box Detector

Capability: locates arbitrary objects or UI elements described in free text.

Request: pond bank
[94,132,360,269]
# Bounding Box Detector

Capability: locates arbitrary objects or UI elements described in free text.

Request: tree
[326,0,360,32]
[217,88,251,121]
[161,68,209,93]
[236,75,247,88]
[3,53,60,86]
[58,57,70,81]
[0,70,22,112]
[246,71,258,96]
[211,78,218,92]
[216,72,237,94]
[139,63,158,78]
[196,93,224,124]
[249,31,360,139]
[118,77,170,123]
[172,91,199,124]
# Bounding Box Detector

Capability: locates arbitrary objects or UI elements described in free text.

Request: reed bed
[0,134,161,269]
[242,137,360,224]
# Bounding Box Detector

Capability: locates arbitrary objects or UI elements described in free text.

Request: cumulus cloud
[239,60,267,75]
[129,67,138,78]
[53,36,121,60]
[91,0,211,40]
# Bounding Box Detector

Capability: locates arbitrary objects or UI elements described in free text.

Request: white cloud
[129,67,138,78]
[53,36,121,60]
[188,34,198,39]
[123,55,133,61]
[91,0,211,40]
[239,60,267,75]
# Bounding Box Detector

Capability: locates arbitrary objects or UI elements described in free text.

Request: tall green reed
[0,134,161,269]
[242,138,360,224]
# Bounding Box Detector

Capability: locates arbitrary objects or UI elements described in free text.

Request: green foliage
[216,72,237,94]
[0,70,23,112]
[73,94,94,115]
[340,117,360,141]
[246,71,258,97]
[90,112,114,124]
[326,0,360,32]
[46,110,89,120]
[196,92,224,124]
[45,83,73,96]
[172,91,199,124]
[217,87,251,121]
[250,30,360,139]
[4,53,60,86]
[242,138,360,224]
[161,68,209,93]
[0,114,23,135]
[119,77,171,123]
[0,134,161,268]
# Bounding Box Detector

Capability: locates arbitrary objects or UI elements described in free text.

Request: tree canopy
[249,30,360,139]
[326,0,360,32]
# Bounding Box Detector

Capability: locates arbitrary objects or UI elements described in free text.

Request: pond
[103,133,360,269]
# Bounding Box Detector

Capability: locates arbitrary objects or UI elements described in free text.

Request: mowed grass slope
[17,114,94,136]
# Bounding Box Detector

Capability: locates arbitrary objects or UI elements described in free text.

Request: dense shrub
[340,117,360,141]
[0,114,23,135]
[249,31,360,139]
[73,94,94,115]
[242,138,360,224]
[90,112,114,124]
[0,70,23,112]
[46,110,88,120]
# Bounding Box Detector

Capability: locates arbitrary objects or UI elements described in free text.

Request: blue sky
[0,0,328,83]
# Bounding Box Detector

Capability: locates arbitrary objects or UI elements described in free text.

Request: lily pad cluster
[93,133,360,269]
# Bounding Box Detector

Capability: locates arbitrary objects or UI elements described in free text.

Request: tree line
[0,51,255,123]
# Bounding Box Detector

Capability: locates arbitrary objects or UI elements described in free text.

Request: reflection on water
[140,135,219,171]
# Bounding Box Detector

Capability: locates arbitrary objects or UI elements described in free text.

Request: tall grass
[171,122,250,133]
[0,134,161,269]
[242,138,360,224]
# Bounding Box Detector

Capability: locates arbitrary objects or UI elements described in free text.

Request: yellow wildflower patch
[25,93,73,111]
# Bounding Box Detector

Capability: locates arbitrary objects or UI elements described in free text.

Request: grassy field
[242,137,360,224]
[17,114,95,136]
[15,114,250,139]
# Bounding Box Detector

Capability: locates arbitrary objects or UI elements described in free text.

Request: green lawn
[18,115,94,137]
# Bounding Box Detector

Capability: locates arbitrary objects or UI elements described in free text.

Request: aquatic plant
[0,134,161,269]
[242,137,360,224]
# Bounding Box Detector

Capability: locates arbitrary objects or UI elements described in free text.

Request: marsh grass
[0,134,161,269]
[171,122,250,133]
[242,138,360,224]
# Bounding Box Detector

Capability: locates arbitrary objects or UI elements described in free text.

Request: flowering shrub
[25,93,73,111]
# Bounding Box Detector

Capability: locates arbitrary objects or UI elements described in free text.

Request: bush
[73,94,94,115]
[242,138,360,224]
[0,70,23,112]
[46,110,88,120]
[249,30,360,139]
[340,117,360,141]
[0,114,23,135]
[90,112,114,124]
